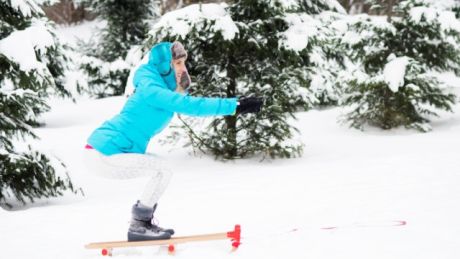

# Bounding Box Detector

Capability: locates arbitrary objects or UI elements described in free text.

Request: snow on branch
[9,0,44,17]
[0,19,55,73]
[383,55,410,93]
[151,3,238,40]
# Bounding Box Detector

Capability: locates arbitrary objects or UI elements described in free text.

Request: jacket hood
[147,42,177,91]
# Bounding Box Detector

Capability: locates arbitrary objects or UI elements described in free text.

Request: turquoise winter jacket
[87,42,237,155]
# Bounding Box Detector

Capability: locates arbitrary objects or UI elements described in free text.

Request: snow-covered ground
[3,96,460,259]
[2,21,460,259]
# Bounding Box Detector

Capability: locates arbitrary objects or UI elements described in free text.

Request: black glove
[236,97,263,115]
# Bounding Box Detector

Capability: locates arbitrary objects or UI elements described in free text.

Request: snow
[278,0,298,9]
[282,0,346,14]
[409,6,460,32]
[2,95,460,259]
[0,19,54,72]
[151,3,238,40]
[125,53,149,96]
[9,0,43,17]
[55,20,105,46]
[425,0,460,10]
[341,14,396,46]
[435,71,460,88]
[53,20,107,97]
[410,6,438,23]
[342,30,361,45]
[109,58,130,71]
[282,13,320,51]
[384,55,410,93]
[0,78,15,92]
[280,6,348,52]
[432,71,460,98]
[438,11,460,32]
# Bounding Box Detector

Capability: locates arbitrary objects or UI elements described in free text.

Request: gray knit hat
[171,41,187,60]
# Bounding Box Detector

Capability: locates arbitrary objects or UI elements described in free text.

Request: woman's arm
[135,76,237,117]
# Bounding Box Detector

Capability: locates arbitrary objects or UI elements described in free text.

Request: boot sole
[127,232,171,242]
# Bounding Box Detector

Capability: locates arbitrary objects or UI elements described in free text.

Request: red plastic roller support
[101,248,112,256]
[227,225,241,249]
[168,244,175,254]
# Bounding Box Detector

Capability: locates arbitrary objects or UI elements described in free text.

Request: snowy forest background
[1,0,460,258]
[1,0,460,208]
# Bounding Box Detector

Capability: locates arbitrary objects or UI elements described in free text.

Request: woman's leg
[87,151,173,207]
[138,168,172,207]
[83,150,174,240]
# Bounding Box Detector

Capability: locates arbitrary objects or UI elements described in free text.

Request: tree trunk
[42,0,93,24]
[386,0,396,22]
[338,0,352,13]
[225,55,238,158]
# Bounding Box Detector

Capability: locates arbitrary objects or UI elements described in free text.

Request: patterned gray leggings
[83,149,173,207]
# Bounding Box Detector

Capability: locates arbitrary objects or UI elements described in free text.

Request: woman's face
[172,57,188,93]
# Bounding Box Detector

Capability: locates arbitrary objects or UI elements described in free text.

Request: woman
[84,42,263,241]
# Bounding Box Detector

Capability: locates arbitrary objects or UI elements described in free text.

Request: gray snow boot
[127,201,171,242]
[151,203,175,235]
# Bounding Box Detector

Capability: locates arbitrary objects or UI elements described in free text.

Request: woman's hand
[236,97,264,115]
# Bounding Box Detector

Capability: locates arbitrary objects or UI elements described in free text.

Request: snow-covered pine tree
[341,0,458,132]
[146,1,314,159]
[284,0,348,106]
[88,0,157,61]
[295,0,347,14]
[80,0,158,98]
[0,0,75,207]
[362,0,399,20]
